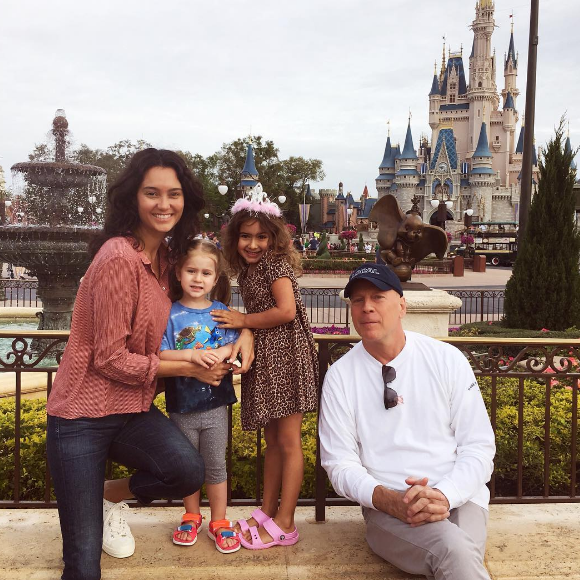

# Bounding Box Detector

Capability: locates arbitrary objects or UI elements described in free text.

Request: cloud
[0,0,578,197]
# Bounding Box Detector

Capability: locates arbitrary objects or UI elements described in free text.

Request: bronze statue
[369,194,448,282]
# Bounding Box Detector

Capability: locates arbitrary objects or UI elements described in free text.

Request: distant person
[46,149,254,580]
[160,239,241,554]
[320,264,495,579]
[293,238,304,252]
[308,236,318,251]
[364,242,372,254]
[213,193,318,549]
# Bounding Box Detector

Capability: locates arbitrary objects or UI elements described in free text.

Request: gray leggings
[169,406,228,485]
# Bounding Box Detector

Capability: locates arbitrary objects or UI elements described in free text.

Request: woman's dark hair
[89,148,205,260]
[169,239,231,305]
[222,210,301,276]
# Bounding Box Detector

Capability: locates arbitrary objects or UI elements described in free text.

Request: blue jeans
[47,404,205,580]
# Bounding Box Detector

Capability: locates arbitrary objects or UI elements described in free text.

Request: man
[319,263,495,579]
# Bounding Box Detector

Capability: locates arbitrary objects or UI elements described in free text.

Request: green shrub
[479,377,580,496]
[301,258,366,272]
[3,381,578,501]
[0,396,332,501]
[451,321,580,339]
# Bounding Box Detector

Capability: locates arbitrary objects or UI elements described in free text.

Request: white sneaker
[102,499,135,558]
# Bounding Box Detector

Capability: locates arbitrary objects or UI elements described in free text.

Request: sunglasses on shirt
[382,365,398,410]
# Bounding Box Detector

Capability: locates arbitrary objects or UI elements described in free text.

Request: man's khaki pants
[363,501,490,580]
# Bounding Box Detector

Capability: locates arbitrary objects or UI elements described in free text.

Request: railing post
[315,340,331,522]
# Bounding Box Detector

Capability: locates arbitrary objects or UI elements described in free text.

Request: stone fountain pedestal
[343,285,462,338]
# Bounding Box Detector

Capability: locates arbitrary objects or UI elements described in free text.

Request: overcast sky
[1,0,578,198]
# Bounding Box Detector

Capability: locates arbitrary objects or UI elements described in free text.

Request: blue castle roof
[379,136,395,169]
[504,91,515,110]
[305,183,313,202]
[400,122,418,159]
[515,126,538,165]
[394,145,402,160]
[516,125,525,153]
[505,31,518,69]
[430,127,458,170]
[565,136,578,170]
[241,143,258,178]
[473,122,492,158]
[429,74,440,96]
[440,56,468,96]
[359,198,377,218]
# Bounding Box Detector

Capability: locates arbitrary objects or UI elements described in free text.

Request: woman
[46,148,254,580]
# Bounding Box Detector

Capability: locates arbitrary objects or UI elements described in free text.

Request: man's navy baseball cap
[344,263,403,298]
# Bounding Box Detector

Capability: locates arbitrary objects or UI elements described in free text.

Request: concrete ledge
[0,307,40,319]
[1,504,579,579]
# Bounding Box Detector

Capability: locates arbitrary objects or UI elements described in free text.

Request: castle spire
[505,27,518,70]
[241,142,258,178]
[473,122,492,158]
[401,120,418,159]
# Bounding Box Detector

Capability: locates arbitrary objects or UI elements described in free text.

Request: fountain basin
[11,162,105,188]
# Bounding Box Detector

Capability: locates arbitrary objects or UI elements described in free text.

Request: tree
[212,136,324,229]
[504,120,580,330]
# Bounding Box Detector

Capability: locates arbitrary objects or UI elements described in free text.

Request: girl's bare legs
[261,421,283,517]
[173,490,201,543]
[236,421,283,539]
[206,481,237,548]
[252,413,304,544]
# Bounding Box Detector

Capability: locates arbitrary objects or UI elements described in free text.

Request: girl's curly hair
[221,210,301,276]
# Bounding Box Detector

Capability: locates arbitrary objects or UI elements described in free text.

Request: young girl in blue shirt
[160,238,241,554]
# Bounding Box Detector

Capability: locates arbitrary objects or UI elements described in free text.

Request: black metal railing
[444,289,505,325]
[230,287,350,329]
[1,332,579,521]
[0,279,42,308]
[0,280,505,327]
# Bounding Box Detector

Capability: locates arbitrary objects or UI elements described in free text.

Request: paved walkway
[1,504,578,579]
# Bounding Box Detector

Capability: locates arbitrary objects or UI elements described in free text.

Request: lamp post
[430,192,453,229]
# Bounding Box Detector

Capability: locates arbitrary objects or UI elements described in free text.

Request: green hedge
[301,258,366,272]
[479,377,580,497]
[1,383,578,501]
[0,396,333,502]
[451,321,580,339]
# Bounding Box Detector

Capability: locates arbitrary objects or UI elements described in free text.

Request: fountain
[0,109,106,331]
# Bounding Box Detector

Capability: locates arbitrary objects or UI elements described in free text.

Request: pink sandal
[239,517,299,550]
[172,512,203,546]
[236,508,270,536]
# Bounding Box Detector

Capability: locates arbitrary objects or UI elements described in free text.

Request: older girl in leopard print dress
[211,187,318,550]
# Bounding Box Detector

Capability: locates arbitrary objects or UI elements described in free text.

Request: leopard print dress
[238,251,318,430]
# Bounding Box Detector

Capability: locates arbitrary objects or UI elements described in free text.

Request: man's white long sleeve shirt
[319,331,495,511]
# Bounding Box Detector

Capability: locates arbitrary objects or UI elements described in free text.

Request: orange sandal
[172,512,203,547]
[207,519,241,554]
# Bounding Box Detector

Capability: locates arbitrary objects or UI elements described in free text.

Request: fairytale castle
[314,0,541,235]
[373,0,536,231]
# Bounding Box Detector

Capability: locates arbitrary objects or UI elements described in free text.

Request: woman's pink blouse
[46,237,171,419]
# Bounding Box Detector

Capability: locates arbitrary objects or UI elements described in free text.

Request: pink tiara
[231,183,282,218]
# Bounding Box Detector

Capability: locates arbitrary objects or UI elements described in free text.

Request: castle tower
[376,130,396,198]
[429,63,442,141]
[319,189,335,230]
[471,122,494,220]
[335,181,346,233]
[565,135,578,171]
[468,0,499,155]
[502,24,519,108]
[239,143,259,197]
[394,121,420,212]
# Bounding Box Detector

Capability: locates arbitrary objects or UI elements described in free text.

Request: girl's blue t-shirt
[161,300,239,414]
